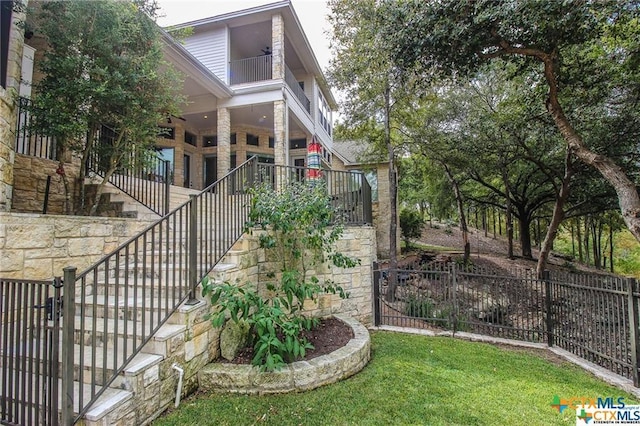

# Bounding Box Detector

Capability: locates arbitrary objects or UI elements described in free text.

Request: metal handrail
[85,125,171,216]
[14,96,57,160]
[284,65,311,113]
[63,157,258,422]
[255,163,373,225]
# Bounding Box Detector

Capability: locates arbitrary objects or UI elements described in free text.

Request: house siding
[184,27,228,83]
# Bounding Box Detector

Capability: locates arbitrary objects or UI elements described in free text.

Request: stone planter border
[197,314,370,394]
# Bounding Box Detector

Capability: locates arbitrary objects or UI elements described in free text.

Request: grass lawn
[153,331,637,425]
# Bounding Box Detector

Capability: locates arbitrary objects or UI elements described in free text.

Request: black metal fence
[374,262,639,385]
[255,163,373,225]
[85,125,171,216]
[1,278,62,426]
[14,97,57,160]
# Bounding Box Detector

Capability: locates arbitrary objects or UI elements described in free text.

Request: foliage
[154,332,637,426]
[399,207,424,250]
[29,0,184,213]
[202,181,359,371]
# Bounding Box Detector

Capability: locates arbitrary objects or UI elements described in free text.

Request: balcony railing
[285,65,311,114]
[229,55,273,85]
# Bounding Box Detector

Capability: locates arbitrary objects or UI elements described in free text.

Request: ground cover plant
[154,331,637,426]
[202,180,359,371]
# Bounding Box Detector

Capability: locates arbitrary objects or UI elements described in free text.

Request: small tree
[29,0,183,214]
[400,207,424,251]
[202,180,359,371]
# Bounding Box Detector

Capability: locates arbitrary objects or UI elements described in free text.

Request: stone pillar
[217,107,231,181]
[0,4,26,212]
[272,13,284,80]
[273,100,288,168]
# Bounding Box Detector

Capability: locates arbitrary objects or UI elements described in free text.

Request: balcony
[229,55,273,85]
[228,55,311,114]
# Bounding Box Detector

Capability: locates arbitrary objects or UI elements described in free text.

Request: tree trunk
[443,164,470,263]
[609,222,614,273]
[537,151,573,277]
[518,213,533,259]
[576,217,583,262]
[502,169,514,259]
[542,58,640,246]
[384,84,398,302]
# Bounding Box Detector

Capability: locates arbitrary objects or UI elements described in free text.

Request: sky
[155,0,333,72]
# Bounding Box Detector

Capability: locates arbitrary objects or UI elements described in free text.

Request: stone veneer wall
[0,212,152,279]
[219,226,377,326]
[12,154,81,214]
[0,3,26,212]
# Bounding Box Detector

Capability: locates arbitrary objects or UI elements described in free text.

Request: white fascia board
[169,1,290,30]
[219,89,283,109]
[161,32,233,99]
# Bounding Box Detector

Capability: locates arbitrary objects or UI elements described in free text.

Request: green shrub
[202,180,359,371]
[400,208,424,249]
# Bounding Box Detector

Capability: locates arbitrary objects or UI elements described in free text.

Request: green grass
[153,332,637,426]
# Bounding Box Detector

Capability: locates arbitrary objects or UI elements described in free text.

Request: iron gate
[1,278,62,426]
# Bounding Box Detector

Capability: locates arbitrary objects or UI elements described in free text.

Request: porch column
[217,107,231,180]
[272,13,284,80]
[273,100,288,167]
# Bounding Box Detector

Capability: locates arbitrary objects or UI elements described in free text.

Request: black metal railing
[85,125,171,216]
[1,277,63,426]
[284,65,311,113]
[229,55,273,85]
[61,157,256,422]
[254,163,373,225]
[374,261,640,385]
[14,97,57,160]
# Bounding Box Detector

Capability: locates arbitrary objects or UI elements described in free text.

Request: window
[246,133,259,146]
[269,136,274,148]
[185,131,197,146]
[158,126,175,140]
[231,133,236,145]
[318,91,332,136]
[203,135,217,147]
[289,138,307,149]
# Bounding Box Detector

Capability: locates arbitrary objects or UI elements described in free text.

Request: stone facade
[218,226,377,326]
[0,212,152,279]
[0,3,26,212]
[12,154,81,214]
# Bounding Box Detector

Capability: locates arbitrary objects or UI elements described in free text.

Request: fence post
[186,195,199,305]
[627,278,640,387]
[164,160,171,215]
[373,262,380,326]
[543,270,553,347]
[62,267,77,426]
[451,263,458,334]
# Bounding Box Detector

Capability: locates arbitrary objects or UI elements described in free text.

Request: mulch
[228,317,354,364]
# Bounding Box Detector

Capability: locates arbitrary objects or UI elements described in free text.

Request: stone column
[0,5,26,212]
[217,107,231,181]
[272,13,284,80]
[273,100,288,168]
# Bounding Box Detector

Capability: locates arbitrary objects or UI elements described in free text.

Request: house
[4,0,337,216]
[1,3,377,425]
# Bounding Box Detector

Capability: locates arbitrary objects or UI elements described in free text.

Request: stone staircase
[60,189,252,424]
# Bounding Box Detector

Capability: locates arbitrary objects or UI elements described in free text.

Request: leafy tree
[382,0,640,248]
[328,0,415,300]
[30,0,183,214]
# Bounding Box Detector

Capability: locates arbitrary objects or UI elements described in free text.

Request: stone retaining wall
[0,212,152,279]
[197,314,370,394]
